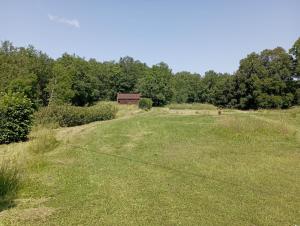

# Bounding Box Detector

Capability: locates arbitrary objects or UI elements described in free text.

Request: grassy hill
[0,104,299,225]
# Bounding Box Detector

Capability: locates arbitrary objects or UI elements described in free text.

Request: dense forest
[0,38,299,109]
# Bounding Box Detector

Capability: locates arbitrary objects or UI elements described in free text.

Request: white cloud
[48,14,80,28]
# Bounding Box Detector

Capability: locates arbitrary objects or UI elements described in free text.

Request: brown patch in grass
[0,206,55,223]
[13,207,54,221]
[15,197,49,207]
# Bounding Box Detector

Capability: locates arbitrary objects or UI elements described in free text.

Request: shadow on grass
[0,198,17,212]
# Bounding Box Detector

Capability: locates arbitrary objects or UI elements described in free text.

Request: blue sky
[0,0,299,74]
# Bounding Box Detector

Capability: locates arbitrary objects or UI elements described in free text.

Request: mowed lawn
[0,106,299,225]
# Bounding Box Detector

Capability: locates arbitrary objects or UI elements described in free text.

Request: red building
[117,93,141,104]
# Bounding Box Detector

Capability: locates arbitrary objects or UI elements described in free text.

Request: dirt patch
[15,197,49,207]
[0,206,55,223]
[15,207,55,221]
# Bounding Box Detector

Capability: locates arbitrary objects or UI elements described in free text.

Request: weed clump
[0,160,20,206]
[28,128,59,154]
[139,98,153,111]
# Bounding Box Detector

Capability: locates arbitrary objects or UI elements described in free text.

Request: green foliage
[0,93,34,144]
[289,38,300,78]
[0,41,54,107]
[35,103,117,127]
[296,88,300,105]
[233,48,295,109]
[1,38,300,110]
[138,98,153,110]
[117,57,148,95]
[201,71,235,107]
[47,56,149,105]
[47,54,99,106]
[172,72,203,103]
[138,63,173,106]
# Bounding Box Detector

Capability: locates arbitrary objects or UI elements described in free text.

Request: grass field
[0,104,299,225]
[167,103,218,110]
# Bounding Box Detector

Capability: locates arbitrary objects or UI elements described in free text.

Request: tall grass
[217,115,297,139]
[0,160,20,204]
[27,127,59,154]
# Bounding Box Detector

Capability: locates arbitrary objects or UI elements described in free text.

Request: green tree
[212,74,235,107]
[138,62,173,106]
[0,41,53,107]
[172,71,202,103]
[118,56,148,93]
[47,54,97,106]
[289,37,300,79]
[102,61,122,100]
[88,59,110,100]
[234,53,267,109]
[234,47,294,109]
[259,47,294,108]
[201,70,220,103]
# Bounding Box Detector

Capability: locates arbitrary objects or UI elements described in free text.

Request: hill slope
[0,106,299,225]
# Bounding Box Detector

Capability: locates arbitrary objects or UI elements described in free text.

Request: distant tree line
[0,38,299,109]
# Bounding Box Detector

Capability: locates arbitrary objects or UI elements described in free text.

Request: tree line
[0,38,299,109]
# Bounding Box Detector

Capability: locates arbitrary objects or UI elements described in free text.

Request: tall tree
[0,41,53,107]
[234,48,294,109]
[172,71,202,103]
[290,38,300,79]
[47,54,97,106]
[118,56,148,93]
[290,38,300,104]
[138,62,173,106]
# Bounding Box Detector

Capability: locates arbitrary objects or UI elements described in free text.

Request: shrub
[138,98,153,110]
[34,102,118,127]
[256,93,294,109]
[0,161,20,203]
[282,93,294,108]
[0,93,34,144]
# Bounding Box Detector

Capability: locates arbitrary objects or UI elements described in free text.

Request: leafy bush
[0,161,20,203]
[256,93,295,109]
[0,93,34,144]
[34,102,118,127]
[139,98,153,110]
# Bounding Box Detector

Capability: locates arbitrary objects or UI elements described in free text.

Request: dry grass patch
[168,109,217,116]
[0,206,55,224]
[168,103,217,110]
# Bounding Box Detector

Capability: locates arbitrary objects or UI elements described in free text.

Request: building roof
[117,93,141,100]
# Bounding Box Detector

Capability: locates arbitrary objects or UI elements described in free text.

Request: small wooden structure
[117,93,141,104]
